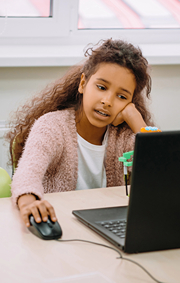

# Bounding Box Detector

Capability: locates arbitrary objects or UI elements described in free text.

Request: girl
[7,39,153,227]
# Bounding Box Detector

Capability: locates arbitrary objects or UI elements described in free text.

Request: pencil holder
[119,151,134,196]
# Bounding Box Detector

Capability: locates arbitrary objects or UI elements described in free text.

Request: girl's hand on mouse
[112,103,147,133]
[17,194,57,227]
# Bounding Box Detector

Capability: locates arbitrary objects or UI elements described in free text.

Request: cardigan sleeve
[11,113,64,206]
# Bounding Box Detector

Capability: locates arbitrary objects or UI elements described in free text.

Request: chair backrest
[0,167,11,198]
[11,136,18,175]
[0,134,18,198]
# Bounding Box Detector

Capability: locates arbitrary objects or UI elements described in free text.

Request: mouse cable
[56,239,166,283]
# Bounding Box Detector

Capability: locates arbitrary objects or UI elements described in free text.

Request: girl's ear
[78,73,86,93]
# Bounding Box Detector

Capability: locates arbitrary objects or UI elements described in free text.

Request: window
[0,0,52,17]
[0,0,180,66]
[0,0,69,37]
[78,0,180,29]
[75,0,180,45]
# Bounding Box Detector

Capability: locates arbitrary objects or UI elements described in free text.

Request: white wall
[0,67,69,122]
[0,65,180,130]
[150,65,180,131]
[0,65,180,175]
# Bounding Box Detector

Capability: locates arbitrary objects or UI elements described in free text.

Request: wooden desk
[0,187,180,283]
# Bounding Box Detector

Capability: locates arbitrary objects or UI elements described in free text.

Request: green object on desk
[119,151,134,196]
[119,150,134,167]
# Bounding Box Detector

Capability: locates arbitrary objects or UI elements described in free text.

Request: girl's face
[78,63,136,129]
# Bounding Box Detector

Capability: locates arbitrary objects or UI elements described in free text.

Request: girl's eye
[118,94,126,100]
[97,85,106,90]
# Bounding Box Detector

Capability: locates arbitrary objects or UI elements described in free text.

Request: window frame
[0,0,70,37]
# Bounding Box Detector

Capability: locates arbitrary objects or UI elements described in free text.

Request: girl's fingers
[21,210,31,227]
[45,201,57,222]
[30,205,42,223]
[20,205,39,227]
[20,200,57,227]
[112,112,124,126]
[35,200,57,222]
[38,201,50,222]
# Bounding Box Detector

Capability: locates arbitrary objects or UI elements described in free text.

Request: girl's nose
[101,94,113,107]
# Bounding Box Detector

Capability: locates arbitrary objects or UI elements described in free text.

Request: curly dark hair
[6,38,153,167]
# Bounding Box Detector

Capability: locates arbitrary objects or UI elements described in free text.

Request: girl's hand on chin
[112,103,147,133]
[112,111,124,126]
[112,103,134,126]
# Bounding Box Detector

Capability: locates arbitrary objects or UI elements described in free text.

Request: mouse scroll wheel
[47,219,53,228]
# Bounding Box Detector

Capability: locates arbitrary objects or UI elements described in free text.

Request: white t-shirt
[76,130,108,190]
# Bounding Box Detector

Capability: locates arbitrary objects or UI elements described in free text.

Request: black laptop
[72,131,180,253]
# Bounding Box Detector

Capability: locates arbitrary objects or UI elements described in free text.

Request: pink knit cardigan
[11,108,135,205]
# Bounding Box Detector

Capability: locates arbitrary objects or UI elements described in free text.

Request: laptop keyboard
[99,219,127,238]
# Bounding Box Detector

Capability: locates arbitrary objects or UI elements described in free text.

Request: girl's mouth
[95,110,109,117]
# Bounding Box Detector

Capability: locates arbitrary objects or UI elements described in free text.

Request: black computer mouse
[28,215,62,240]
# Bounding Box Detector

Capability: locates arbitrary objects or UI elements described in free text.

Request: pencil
[125,174,128,196]
[124,165,128,196]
